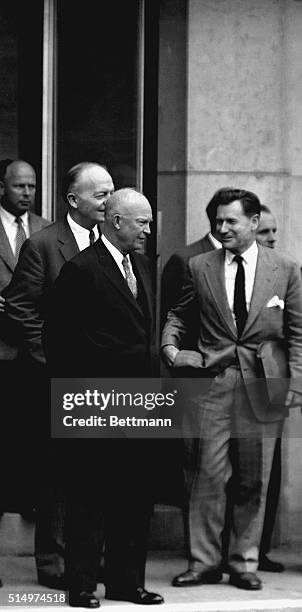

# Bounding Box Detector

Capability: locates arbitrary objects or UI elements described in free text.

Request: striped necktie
[122,255,138,299]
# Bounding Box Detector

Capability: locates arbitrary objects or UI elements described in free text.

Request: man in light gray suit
[162,188,302,591]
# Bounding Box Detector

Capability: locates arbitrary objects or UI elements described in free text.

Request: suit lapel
[57,218,79,261]
[131,253,153,324]
[204,249,237,338]
[0,217,16,272]
[242,246,278,337]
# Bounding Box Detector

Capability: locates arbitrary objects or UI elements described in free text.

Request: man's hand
[173,350,203,369]
[0,295,5,313]
[285,389,302,411]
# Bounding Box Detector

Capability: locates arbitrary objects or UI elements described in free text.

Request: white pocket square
[266,295,284,310]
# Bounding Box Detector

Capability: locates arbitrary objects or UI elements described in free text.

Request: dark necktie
[89,229,95,246]
[122,255,138,299]
[15,217,27,259]
[233,254,247,336]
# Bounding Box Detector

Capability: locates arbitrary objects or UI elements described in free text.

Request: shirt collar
[101,233,125,265]
[0,204,28,226]
[67,212,97,238]
[208,232,222,250]
[225,240,258,265]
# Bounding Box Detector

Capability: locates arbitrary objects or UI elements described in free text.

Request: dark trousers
[35,440,66,579]
[64,439,154,594]
[259,436,282,556]
[18,359,66,580]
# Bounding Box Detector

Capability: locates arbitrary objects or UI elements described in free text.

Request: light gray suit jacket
[162,244,302,422]
[0,212,50,359]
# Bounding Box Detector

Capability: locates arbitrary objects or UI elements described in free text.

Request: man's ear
[113,213,121,230]
[251,214,259,231]
[67,192,77,209]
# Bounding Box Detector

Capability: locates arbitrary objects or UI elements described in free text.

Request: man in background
[161,188,223,331]
[0,159,49,519]
[4,162,114,589]
[255,204,283,572]
[257,204,277,249]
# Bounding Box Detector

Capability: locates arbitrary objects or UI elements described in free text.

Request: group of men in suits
[1,162,301,604]
[162,187,302,591]
[1,161,164,607]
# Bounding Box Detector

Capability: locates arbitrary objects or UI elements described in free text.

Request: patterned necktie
[122,255,138,299]
[15,216,27,260]
[233,254,248,336]
[89,229,95,246]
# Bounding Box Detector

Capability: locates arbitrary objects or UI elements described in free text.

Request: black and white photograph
[1,1,302,611]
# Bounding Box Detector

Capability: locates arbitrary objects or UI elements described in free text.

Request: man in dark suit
[0,159,49,522]
[43,188,164,608]
[161,188,221,331]
[158,190,222,512]
[162,188,302,591]
[254,204,283,572]
[4,162,114,589]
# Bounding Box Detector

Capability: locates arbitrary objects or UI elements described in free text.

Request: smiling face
[0,161,36,217]
[256,211,277,248]
[104,189,153,254]
[216,199,259,254]
[68,165,114,229]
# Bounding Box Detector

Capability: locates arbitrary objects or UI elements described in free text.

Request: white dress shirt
[67,213,98,252]
[101,234,135,279]
[225,241,258,319]
[0,205,30,256]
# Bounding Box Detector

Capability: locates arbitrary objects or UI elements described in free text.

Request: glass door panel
[56,0,141,217]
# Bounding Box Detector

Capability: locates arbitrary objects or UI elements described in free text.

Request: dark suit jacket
[0,212,50,360]
[43,238,157,378]
[161,233,215,348]
[162,245,302,422]
[4,217,79,364]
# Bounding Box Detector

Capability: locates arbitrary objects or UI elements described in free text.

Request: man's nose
[144,224,151,235]
[219,221,228,233]
[269,231,276,243]
[23,185,30,196]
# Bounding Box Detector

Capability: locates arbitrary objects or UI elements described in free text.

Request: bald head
[103,188,153,254]
[256,205,277,249]
[0,160,36,217]
[64,162,114,229]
